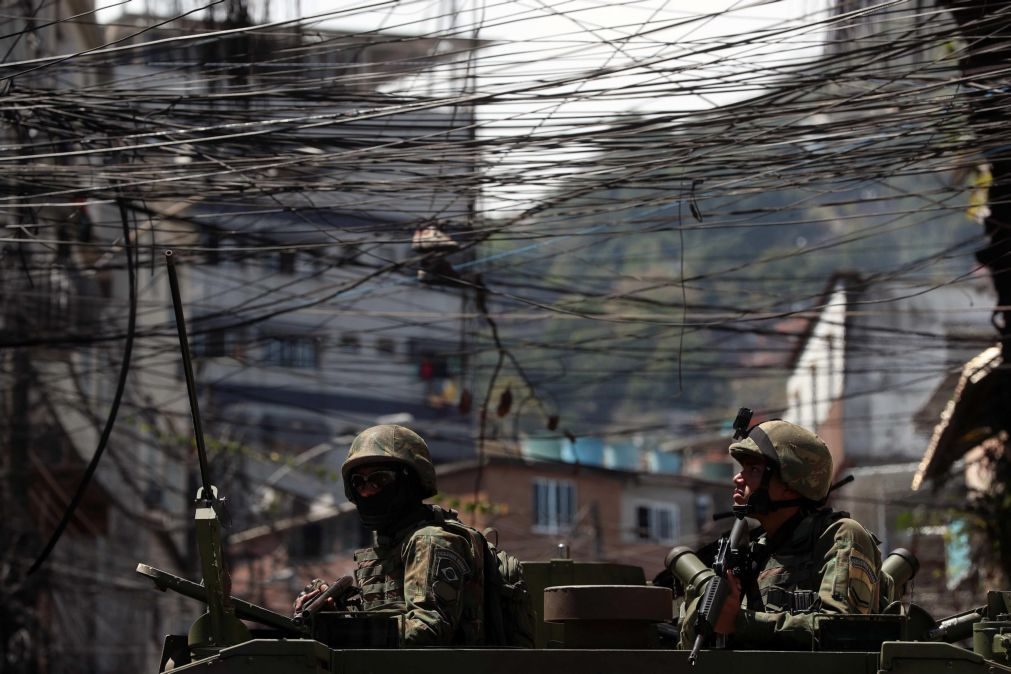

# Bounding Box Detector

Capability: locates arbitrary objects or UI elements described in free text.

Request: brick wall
[437,460,624,561]
[436,460,711,578]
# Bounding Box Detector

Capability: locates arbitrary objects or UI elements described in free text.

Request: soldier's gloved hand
[293,578,336,616]
[713,571,742,635]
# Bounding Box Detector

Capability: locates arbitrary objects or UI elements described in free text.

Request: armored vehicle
[140,256,1011,674]
[136,540,1011,674]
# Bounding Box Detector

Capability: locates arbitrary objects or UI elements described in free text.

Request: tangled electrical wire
[0,0,1004,453]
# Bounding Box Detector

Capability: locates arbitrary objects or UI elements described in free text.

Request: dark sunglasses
[350,469,398,492]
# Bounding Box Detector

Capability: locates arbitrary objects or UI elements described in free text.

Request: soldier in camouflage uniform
[295,425,485,646]
[680,420,881,649]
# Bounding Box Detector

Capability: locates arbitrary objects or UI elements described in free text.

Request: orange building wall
[436,462,679,577]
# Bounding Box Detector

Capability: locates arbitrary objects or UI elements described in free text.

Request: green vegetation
[479,171,980,437]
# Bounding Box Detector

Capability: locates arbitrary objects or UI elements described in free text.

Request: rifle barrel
[137,563,303,634]
[165,250,213,500]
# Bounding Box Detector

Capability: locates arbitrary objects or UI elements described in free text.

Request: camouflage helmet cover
[342,424,437,498]
[728,420,833,501]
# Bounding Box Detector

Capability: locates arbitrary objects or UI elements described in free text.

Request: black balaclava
[350,464,425,533]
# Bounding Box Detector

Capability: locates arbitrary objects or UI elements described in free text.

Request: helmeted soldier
[679,420,881,648]
[295,425,485,646]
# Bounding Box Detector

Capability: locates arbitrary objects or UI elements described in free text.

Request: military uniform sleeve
[397,530,477,646]
[678,593,704,649]
[732,518,881,649]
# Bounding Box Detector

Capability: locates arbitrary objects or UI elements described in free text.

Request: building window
[376,337,396,355]
[263,335,321,368]
[194,328,227,357]
[221,236,247,267]
[287,521,324,561]
[302,522,323,559]
[338,515,369,552]
[407,338,458,380]
[203,230,220,265]
[339,333,361,352]
[193,323,246,359]
[635,503,680,544]
[338,244,361,266]
[532,478,575,533]
[694,493,712,532]
[36,265,72,331]
[276,250,296,274]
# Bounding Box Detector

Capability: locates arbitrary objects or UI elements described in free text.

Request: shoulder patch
[429,547,468,603]
[432,547,467,584]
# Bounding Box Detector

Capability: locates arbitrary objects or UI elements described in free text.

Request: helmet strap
[733,463,818,517]
[742,474,855,516]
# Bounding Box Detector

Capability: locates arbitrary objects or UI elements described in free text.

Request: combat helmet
[729,419,833,501]
[342,424,437,499]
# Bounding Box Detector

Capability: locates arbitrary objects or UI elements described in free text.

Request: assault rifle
[687,407,754,665]
[687,516,751,664]
[293,576,357,621]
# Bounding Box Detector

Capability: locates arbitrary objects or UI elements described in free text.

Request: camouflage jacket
[680,508,882,649]
[353,505,485,646]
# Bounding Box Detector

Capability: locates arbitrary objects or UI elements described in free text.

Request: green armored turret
[135,400,1011,674]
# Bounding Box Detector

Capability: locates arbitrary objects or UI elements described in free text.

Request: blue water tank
[649,450,683,474]
[569,437,605,466]
[521,437,564,461]
[604,442,640,470]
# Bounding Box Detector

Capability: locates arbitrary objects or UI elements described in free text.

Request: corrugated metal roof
[912,345,1004,491]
